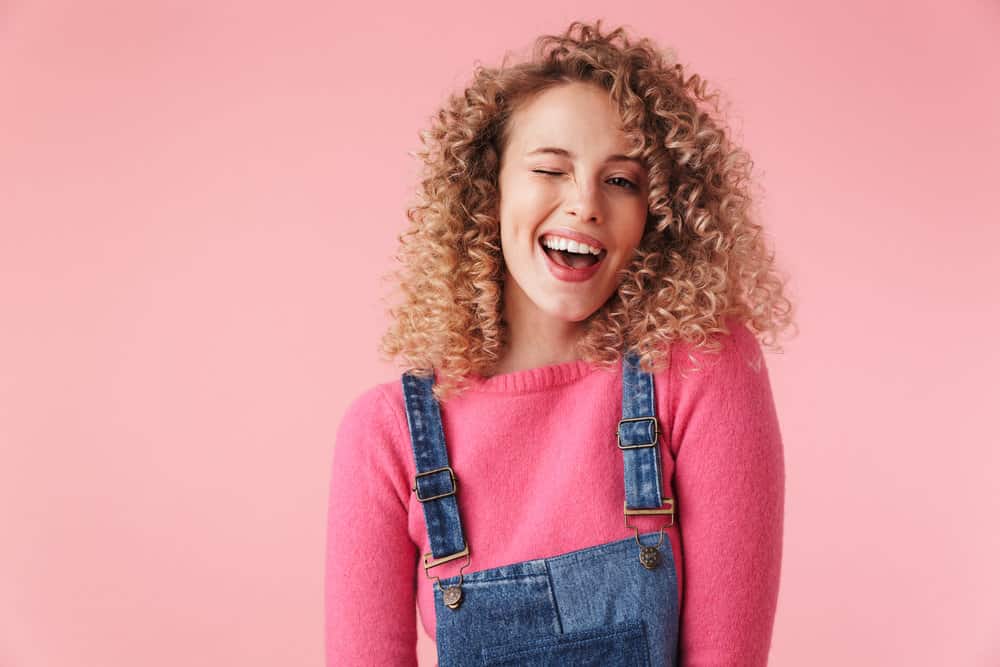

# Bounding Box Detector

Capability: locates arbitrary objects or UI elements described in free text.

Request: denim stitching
[482,620,646,661]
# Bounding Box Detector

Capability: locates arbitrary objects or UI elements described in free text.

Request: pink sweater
[324,319,785,666]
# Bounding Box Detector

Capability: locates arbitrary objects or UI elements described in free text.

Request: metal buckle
[624,497,675,550]
[412,465,457,502]
[422,542,470,574]
[616,416,660,449]
[624,498,675,569]
[624,497,675,526]
[422,542,472,609]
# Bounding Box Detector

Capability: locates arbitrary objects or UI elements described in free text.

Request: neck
[491,281,585,376]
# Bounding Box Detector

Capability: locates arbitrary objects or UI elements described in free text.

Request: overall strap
[618,351,668,510]
[400,370,468,564]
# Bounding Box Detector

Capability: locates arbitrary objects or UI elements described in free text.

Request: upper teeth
[542,236,602,255]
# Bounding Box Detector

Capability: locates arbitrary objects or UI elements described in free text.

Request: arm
[670,320,785,666]
[324,385,418,666]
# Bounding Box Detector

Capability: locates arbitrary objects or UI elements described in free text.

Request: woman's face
[497,81,649,326]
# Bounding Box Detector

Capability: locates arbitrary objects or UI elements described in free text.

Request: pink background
[2,1,998,665]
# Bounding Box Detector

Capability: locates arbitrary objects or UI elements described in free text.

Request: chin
[543,300,602,323]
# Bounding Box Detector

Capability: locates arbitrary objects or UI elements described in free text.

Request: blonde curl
[378,19,797,402]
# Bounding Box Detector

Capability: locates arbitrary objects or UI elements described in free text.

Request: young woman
[325,20,794,666]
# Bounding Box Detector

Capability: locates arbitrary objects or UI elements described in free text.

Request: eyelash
[532,170,637,191]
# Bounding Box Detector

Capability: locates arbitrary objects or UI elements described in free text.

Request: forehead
[506,82,632,153]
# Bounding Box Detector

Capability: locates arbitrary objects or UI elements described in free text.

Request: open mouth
[539,237,607,270]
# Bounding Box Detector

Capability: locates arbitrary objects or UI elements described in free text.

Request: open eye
[607,176,637,190]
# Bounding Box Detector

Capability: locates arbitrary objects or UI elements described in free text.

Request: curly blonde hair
[378,19,796,402]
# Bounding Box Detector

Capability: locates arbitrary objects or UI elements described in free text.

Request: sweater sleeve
[324,384,418,666]
[669,320,785,666]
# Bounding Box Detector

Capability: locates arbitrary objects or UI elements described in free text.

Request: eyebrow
[525,146,643,166]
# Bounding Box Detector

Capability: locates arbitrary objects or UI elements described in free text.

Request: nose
[565,178,604,224]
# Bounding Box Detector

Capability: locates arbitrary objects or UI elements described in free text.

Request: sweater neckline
[464,357,602,393]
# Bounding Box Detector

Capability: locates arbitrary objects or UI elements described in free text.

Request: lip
[538,236,606,283]
[538,227,606,251]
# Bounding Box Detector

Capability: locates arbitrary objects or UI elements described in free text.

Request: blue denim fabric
[402,369,468,561]
[401,353,679,666]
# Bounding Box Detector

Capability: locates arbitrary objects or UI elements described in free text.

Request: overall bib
[401,352,680,666]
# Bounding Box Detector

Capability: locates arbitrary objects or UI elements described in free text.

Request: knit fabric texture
[325,318,785,666]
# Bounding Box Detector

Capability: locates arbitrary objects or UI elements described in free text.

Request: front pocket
[480,619,650,667]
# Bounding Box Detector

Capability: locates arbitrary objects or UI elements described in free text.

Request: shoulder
[668,316,765,380]
[659,317,782,461]
[336,375,422,460]
[339,379,402,430]
[333,376,414,504]
[657,317,776,436]
[335,376,414,459]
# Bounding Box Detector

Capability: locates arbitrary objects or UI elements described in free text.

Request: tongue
[563,250,598,269]
[544,245,600,269]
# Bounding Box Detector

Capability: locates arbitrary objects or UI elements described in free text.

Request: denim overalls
[401,352,680,666]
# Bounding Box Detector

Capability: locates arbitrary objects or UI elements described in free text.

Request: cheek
[500,189,554,241]
[611,219,647,270]
[625,208,648,246]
